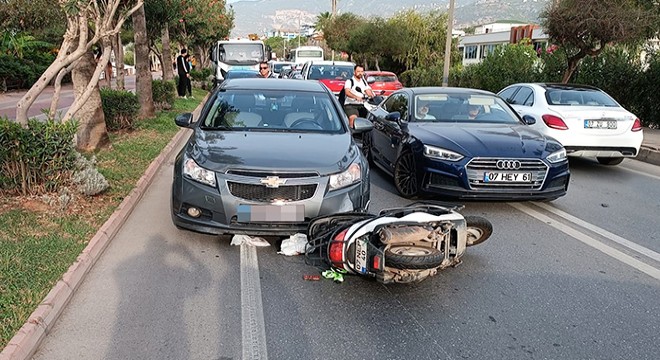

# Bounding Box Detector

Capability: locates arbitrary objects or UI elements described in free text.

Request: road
[31,130,660,359]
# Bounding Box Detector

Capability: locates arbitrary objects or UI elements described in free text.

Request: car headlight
[423,145,464,161]
[329,162,361,191]
[546,148,567,163]
[183,157,216,187]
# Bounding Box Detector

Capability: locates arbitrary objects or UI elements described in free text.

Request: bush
[399,64,444,87]
[99,89,139,131]
[636,51,660,127]
[152,79,176,110]
[124,50,135,66]
[0,117,78,195]
[474,43,538,93]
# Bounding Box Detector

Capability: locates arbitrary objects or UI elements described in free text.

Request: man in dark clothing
[176,48,191,98]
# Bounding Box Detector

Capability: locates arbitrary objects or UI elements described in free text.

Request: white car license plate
[483,172,532,183]
[236,204,304,223]
[355,239,368,273]
[584,120,617,129]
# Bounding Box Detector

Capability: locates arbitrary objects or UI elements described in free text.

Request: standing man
[343,65,375,128]
[258,61,277,78]
[176,48,191,98]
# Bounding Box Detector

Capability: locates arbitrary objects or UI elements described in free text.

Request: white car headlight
[183,157,216,187]
[423,145,464,161]
[546,148,567,163]
[329,162,361,191]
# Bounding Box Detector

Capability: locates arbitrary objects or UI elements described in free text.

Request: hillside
[228,0,551,37]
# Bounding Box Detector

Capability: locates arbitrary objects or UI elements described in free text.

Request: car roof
[220,78,328,92]
[407,87,497,96]
[507,83,602,91]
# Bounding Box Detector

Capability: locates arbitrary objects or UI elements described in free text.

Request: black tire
[385,246,443,270]
[464,216,493,246]
[394,151,419,198]
[597,157,624,165]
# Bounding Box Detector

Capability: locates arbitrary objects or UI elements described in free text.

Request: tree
[14,0,143,151]
[540,0,660,83]
[347,18,407,70]
[145,0,183,80]
[314,11,332,35]
[323,13,365,59]
[390,10,451,71]
[133,2,154,119]
[0,0,66,44]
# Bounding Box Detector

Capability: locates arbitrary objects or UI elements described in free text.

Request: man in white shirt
[343,65,375,128]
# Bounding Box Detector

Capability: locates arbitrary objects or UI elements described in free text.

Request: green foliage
[637,52,660,127]
[190,68,212,82]
[399,65,445,87]
[151,79,176,110]
[0,50,54,90]
[172,0,234,54]
[472,43,538,93]
[99,89,140,131]
[324,13,366,56]
[123,50,135,66]
[535,46,566,82]
[0,118,78,195]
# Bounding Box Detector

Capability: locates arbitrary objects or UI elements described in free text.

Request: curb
[0,95,208,360]
[637,145,660,167]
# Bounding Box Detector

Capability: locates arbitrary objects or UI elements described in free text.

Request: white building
[458,22,549,66]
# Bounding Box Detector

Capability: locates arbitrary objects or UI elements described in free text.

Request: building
[458,22,549,66]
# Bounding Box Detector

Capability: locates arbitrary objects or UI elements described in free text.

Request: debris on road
[230,234,270,247]
[278,233,308,256]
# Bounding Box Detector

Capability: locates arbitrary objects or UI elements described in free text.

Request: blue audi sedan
[362,87,570,200]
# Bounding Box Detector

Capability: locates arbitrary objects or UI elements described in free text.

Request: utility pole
[442,0,455,87]
[331,0,337,60]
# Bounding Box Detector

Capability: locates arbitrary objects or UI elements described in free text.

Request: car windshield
[272,63,288,72]
[219,43,264,65]
[202,90,346,133]
[545,88,619,107]
[225,71,259,79]
[412,93,521,124]
[308,65,353,80]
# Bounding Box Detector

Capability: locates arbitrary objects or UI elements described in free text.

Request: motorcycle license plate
[355,239,368,274]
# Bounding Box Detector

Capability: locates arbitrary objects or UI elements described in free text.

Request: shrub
[124,50,135,66]
[99,88,139,131]
[0,117,78,195]
[152,79,176,110]
[636,51,660,127]
[71,152,109,196]
[474,43,538,93]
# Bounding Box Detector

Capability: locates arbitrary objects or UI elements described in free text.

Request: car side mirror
[384,111,401,122]
[352,117,373,134]
[522,115,536,125]
[366,76,376,84]
[175,113,194,128]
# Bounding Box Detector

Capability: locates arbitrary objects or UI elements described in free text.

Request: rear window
[308,65,353,80]
[545,88,619,107]
[370,75,397,82]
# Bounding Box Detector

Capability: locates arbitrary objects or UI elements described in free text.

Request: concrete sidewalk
[638,127,660,166]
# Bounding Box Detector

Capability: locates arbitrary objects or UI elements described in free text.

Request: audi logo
[496,160,522,170]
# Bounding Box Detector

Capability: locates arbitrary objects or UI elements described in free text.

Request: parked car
[362,87,570,200]
[171,79,373,235]
[364,71,403,97]
[498,83,643,165]
[300,60,355,96]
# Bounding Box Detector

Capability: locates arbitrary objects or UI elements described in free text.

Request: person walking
[176,48,191,98]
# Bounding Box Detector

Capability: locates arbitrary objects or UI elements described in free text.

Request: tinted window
[545,88,619,107]
[512,87,534,106]
[383,93,409,120]
[410,93,521,124]
[225,71,260,79]
[370,75,397,82]
[202,90,346,133]
[308,65,353,80]
[498,87,518,103]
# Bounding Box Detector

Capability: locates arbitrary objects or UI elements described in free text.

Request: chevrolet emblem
[260,176,286,188]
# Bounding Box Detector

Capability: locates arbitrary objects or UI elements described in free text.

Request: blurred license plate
[483,172,532,183]
[584,120,617,129]
[237,204,304,223]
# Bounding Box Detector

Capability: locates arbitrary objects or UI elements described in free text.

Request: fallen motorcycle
[304,202,492,284]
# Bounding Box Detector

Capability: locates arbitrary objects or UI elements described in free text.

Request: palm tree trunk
[133,3,154,118]
[71,47,109,151]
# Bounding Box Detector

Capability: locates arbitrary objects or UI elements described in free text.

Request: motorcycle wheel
[464,216,493,246]
[385,246,443,270]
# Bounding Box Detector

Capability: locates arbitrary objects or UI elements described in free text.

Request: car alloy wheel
[394,151,419,198]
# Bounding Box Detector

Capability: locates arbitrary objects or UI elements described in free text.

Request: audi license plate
[584,120,617,129]
[237,204,304,223]
[355,239,368,274]
[483,172,532,183]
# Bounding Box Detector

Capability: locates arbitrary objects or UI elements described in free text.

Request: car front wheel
[394,151,419,198]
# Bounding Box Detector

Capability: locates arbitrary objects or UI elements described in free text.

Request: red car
[364,71,403,97]
[300,61,355,96]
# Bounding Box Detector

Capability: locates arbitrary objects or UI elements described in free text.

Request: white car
[498,83,643,165]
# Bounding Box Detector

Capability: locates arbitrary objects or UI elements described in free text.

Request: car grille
[228,182,317,202]
[466,158,548,190]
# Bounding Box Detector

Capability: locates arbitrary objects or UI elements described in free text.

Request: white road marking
[509,202,660,281]
[534,202,660,263]
[241,244,268,359]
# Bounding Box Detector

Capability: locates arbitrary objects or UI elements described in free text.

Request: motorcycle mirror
[175,113,194,128]
[366,76,376,84]
[352,117,373,134]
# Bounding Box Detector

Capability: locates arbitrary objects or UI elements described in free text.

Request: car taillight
[631,118,642,132]
[542,114,569,130]
[329,228,348,267]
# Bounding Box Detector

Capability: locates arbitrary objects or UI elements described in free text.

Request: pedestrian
[257,61,276,78]
[184,54,193,98]
[176,48,191,98]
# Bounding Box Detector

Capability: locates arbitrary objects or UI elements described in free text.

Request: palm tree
[315,11,332,34]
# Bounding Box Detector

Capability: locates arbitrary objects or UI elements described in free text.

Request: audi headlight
[183,157,216,187]
[423,145,464,161]
[546,148,567,163]
[329,163,361,191]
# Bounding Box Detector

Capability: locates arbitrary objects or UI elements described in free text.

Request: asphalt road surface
[32,133,660,360]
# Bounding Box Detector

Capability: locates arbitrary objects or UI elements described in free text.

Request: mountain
[228,0,552,37]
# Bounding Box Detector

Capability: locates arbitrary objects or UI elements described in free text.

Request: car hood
[411,123,561,158]
[187,130,357,174]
